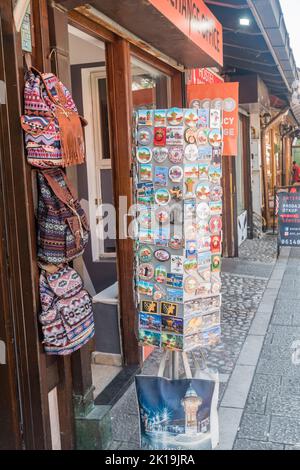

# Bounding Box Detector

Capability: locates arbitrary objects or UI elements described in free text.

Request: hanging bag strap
[41,169,77,206]
[157,350,170,378]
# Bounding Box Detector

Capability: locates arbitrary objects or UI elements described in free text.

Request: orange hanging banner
[187,82,239,156]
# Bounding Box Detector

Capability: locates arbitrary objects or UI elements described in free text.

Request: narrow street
[108,235,300,450]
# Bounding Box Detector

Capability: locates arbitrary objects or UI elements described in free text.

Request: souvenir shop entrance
[0,0,224,449]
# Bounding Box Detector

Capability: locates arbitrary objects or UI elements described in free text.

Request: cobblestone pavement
[234,247,300,450]
[109,236,278,450]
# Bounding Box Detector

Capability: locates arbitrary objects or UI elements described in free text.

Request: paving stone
[281,376,300,396]
[237,335,264,366]
[110,412,139,443]
[256,358,299,377]
[250,374,282,394]
[285,444,300,450]
[266,394,300,418]
[234,439,283,450]
[221,365,255,408]
[269,416,300,445]
[249,312,272,336]
[244,390,267,415]
[218,407,243,450]
[237,413,271,441]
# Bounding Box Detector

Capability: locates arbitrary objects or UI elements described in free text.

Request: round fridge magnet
[210,184,223,202]
[184,276,198,294]
[152,147,168,163]
[138,245,153,263]
[208,129,222,148]
[195,182,210,200]
[169,166,183,183]
[184,128,197,144]
[196,202,211,220]
[138,263,154,281]
[184,144,198,161]
[209,215,222,234]
[169,235,183,250]
[167,107,183,126]
[184,258,198,274]
[137,127,153,146]
[168,147,184,164]
[197,129,208,146]
[155,188,170,206]
[154,249,170,262]
[155,208,170,224]
[136,147,152,164]
[184,109,198,128]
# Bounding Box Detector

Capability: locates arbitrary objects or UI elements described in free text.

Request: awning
[57,0,223,68]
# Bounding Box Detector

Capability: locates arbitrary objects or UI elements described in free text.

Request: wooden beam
[222,156,238,257]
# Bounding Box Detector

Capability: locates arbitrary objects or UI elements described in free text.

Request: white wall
[250,113,263,220]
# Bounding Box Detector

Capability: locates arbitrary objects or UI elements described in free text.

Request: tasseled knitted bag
[20,67,86,168]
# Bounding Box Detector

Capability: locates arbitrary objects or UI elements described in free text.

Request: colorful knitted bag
[37,168,89,264]
[39,265,94,355]
[21,67,86,168]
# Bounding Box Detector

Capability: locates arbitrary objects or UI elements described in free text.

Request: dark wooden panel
[241,114,253,238]
[106,37,140,365]
[68,10,116,43]
[222,156,238,258]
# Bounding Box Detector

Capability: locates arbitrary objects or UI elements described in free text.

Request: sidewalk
[108,235,295,450]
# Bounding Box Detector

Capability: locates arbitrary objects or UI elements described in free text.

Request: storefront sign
[186,68,224,85]
[278,190,300,247]
[148,0,223,66]
[187,82,239,156]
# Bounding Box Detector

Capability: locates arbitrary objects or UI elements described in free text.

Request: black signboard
[278,190,300,247]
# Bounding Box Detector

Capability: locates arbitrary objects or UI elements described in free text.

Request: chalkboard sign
[278,190,300,247]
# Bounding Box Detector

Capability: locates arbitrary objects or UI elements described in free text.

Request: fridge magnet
[169,165,183,183]
[169,234,183,250]
[185,222,199,240]
[140,163,153,182]
[170,186,183,201]
[137,194,152,206]
[197,266,211,282]
[212,149,222,164]
[211,280,221,295]
[155,208,170,225]
[154,109,166,127]
[138,109,153,126]
[184,163,199,179]
[138,263,154,281]
[154,127,167,146]
[167,273,183,288]
[139,229,155,245]
[160,301,178,317]
[171,255,184,274]
[154,249,170,262]
[186,240,197,258]
[210,201,222,215]
[208,129,222,148]
[195,182,210,200]
[196,202,210,220]
[198,162,209,179]
[153,283,167,301]
[152,146,168,163]
[166,126,184,145]
[198,219,210,236]
[209,164,222,183]
[211,235,222,254]
[139,209,152,229]
[162,316,183,335]
[167,107,183,126]
[137,280,154,297]
[139,329,161,347]
[184,109,198,128]
[184,276,198,295]
[137,126,153,146]
[184,178,196,198]
[154,188,170,206]
[167,288,183,303]
[198,236,211,253]
[210,108,221,129]
[197,129,209,146]
[168,146,184,164]
[198,145,212,160]
[154,227,170,246]
[195,282,211,298]
[141,300,158,314]
[137,182,154,198]
[211,255,221,272]
[161,333,183,351]
[184,143,198,161]
[138,245,153,263]
[137,146,152,163]
[184,199,196,218]
[198,109,209,128]
[154,265,167,283]
[210,184,223,202]
[184,127,197,144]
[185,295,221,316]
[154,166,168,186]
[184,315,203,336]
[198,251,211,269]
[183,258,198,274]
[209,215,222,234]
[139,313,161,332]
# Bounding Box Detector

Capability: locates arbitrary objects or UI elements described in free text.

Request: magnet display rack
[132,107,223,365]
